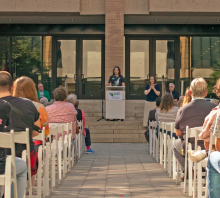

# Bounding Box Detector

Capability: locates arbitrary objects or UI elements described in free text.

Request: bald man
[37,83,50,101]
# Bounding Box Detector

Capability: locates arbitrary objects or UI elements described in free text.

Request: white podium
[106,86,125,119]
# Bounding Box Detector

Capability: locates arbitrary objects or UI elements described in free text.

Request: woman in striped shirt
[155,92,179,123]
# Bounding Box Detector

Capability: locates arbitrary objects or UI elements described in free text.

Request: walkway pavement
[50,143,188,198]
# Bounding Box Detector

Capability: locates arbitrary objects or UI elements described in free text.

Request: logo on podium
[109,91,123,100]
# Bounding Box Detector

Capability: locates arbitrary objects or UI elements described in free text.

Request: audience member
[0,98,27,198]
[13,77,49,152]
[37,83,50,101]
[74,99,95,154]
[182,87,191,106]
[0,72,39,196]
[144,97,161,142]
[194,79,220,197]
[148,96,161,125]
[46,86,79,141]
[169,83,179,102]
[40,97,50,107]
[173,78,216,181]
[178,95,184,107]
[156,93,179,123]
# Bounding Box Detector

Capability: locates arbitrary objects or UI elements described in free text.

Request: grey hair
[67,94,77,104]
[40,97,49,107]
[169,83,175,87]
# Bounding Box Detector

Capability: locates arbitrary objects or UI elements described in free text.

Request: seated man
[37,83,50,102]
[173,78,216,180]
[169,83,179,103]
[0,71,39,196]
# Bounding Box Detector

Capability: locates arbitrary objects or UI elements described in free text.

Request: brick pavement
[50,143,188,198]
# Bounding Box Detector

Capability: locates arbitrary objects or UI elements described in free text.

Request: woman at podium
[143,76,160,126]
[108,66,125,86]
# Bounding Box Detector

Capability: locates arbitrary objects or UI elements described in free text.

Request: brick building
[1,0,220,142]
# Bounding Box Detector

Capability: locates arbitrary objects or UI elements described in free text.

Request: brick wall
[105,0,124,85]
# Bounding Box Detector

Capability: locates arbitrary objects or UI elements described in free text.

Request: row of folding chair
[149,121,212,198]
[0,121,86,198]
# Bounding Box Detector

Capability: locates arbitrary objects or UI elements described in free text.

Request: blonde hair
[190,78,207,97]
[183,87,191,106]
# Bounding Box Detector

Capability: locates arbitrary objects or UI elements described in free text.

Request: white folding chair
[166,123,174,177]
[0,130,17,198]
[198,127,216,198]
[149,121,154,156]
[152,121,157,160]
[12,128,32,198]
[32,128,46,198]
[78,121,83,158]
[68,123,74,168]
[159,122,165,166]
[184,126,203,197]
[49,125,60,192]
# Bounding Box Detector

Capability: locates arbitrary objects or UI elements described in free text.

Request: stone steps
[79,99,147,143]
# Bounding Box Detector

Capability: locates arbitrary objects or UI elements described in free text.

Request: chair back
[0,130,17,198]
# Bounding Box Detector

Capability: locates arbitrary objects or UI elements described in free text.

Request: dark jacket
[148,108,156,125]
[170,90,179,100]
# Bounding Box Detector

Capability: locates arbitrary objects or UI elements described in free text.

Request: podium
[106,86,125,119]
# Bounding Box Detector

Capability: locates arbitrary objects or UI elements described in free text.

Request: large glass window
[156,40,175,92]
[82,40,102,96]
[0,36,10,72]
[130,40,149,96]
[56,40,76,95]
[12,36,41,85]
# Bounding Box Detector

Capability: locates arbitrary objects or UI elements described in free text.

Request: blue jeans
[10,157,27,198]
[207,151,220,198]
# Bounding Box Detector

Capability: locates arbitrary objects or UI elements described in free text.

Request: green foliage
[207,61,220,98]
[12,36,41,83]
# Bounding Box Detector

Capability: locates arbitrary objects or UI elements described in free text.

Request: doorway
[125,36,180,99]
[53,36,105,99]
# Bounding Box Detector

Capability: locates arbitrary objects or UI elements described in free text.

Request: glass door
[125,36,180,99]
[125,37,152,99]
[54,37,104,99]
[155,39,176,93]
[56,39,77,95]
[80,39,104,99]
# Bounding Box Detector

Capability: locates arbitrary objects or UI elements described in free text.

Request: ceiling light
[9,19,12,21]
[154,19,159,22]
[216,20,220,22]
[211,46,214,47]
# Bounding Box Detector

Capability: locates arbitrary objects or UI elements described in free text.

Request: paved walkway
[51,143,188,198]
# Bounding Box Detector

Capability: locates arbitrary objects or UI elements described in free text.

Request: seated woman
[155,93,179,139]
[67,94,95,154]
[12,77,49,152]
[46,86,79,141]
[156,92,179,123]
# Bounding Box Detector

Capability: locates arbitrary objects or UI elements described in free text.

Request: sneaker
[188,150,207,163]
[86,149,95,154]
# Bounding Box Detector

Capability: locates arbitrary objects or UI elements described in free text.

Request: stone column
[105,0,124,85]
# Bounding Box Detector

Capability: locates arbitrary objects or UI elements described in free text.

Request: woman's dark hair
[53,86,67,101]
[74,100,79,109]
[159,93,174,113]
[156,96,161,107]
[149,75,156,84]
[113,66,121,76]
